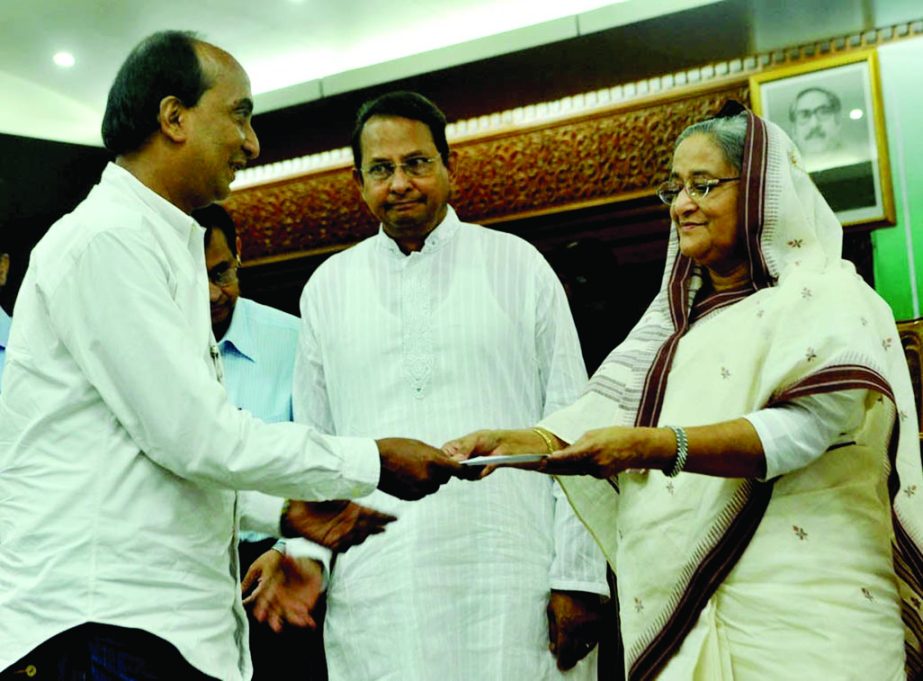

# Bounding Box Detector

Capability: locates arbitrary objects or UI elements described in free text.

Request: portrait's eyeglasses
[792,104,838,124]
[656,177,740,205]
[208,262,239,287]
[362,156,439,183]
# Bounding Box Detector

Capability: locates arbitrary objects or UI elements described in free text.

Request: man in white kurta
[292,91,608,681]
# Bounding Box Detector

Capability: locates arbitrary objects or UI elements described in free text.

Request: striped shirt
[295,207,608,681]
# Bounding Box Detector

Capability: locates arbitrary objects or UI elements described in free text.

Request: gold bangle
[531,427,557,454]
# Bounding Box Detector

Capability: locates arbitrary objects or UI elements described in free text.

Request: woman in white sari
[447,106,923,679]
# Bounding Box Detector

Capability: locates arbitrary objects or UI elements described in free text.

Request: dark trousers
[0,622,217,681]
[239,538,328,681]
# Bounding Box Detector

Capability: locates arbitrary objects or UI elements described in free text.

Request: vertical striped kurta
[294,208,609,681]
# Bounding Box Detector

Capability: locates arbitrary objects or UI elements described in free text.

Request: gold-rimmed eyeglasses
[362,156,438,183]
[656,177,740,205]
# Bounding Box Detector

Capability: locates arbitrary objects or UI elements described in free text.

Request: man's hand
[242,549,323,633]
[281,500,396,552]
[376,437,469,499]
[547,590,605,671]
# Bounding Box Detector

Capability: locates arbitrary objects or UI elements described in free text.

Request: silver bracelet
[665,426,688,477]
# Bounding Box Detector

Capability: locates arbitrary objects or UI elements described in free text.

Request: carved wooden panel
[225,83,748,263]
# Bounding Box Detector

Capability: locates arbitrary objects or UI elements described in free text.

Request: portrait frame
[750,49,894,229]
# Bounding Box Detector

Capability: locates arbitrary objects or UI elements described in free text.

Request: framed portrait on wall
[750,49,895,229]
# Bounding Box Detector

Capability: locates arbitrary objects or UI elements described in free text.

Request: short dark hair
[788,87,841,122]
[102,30,212,155]
[350,91,449,172]
[195,204,238,258]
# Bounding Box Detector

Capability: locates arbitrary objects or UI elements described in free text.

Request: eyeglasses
[362,156,439,183]
[792,104,838,124]
[656,177,740,205]
[208,261,239,287]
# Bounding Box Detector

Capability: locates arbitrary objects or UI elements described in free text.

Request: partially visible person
[280,90,608,681]
[0,249,10,390]
[195,203,328,680]
[0,32,460,681]
[448,105,923,679]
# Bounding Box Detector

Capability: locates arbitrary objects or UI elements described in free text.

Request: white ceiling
[0,0,722,147]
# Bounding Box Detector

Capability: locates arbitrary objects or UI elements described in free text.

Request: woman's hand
[540,426,674,478]
[442,428,549,460]
[443,428,563,477]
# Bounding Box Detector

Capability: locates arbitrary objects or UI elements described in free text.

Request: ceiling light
[53,51,75,68]
[849,108,864,120]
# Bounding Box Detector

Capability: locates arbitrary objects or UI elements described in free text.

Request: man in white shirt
[286,91,609,680]
[0,34,462,681]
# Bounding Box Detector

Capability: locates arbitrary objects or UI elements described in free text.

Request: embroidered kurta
[294,207,608,681]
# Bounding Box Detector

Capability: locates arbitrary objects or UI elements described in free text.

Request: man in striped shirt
[284,91,610,681]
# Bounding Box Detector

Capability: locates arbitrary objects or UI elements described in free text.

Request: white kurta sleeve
[293,277,336,434]
[745,389,868,480]
[532,255,609,595]
[46,228,379,501]
[288,271,344,570]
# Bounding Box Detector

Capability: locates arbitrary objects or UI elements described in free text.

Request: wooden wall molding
[225,18,923,266]
[225,83,747,264]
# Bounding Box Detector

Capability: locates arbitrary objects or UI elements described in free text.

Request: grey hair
[674,112,748,172]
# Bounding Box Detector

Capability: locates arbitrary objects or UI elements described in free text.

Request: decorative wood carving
[226,18,923,264]
[224,83,749,263]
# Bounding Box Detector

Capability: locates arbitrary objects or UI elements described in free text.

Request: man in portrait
[788,85,875,214]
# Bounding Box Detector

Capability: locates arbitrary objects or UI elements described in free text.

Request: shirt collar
[102,163,200,244]
[377,205,461,258]
[218,298,255,363]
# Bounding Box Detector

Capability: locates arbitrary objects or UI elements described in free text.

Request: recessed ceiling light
[53,51,75,68]
[849,108,864,120]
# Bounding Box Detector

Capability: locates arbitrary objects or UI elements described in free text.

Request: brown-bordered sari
[542,109,923,679]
